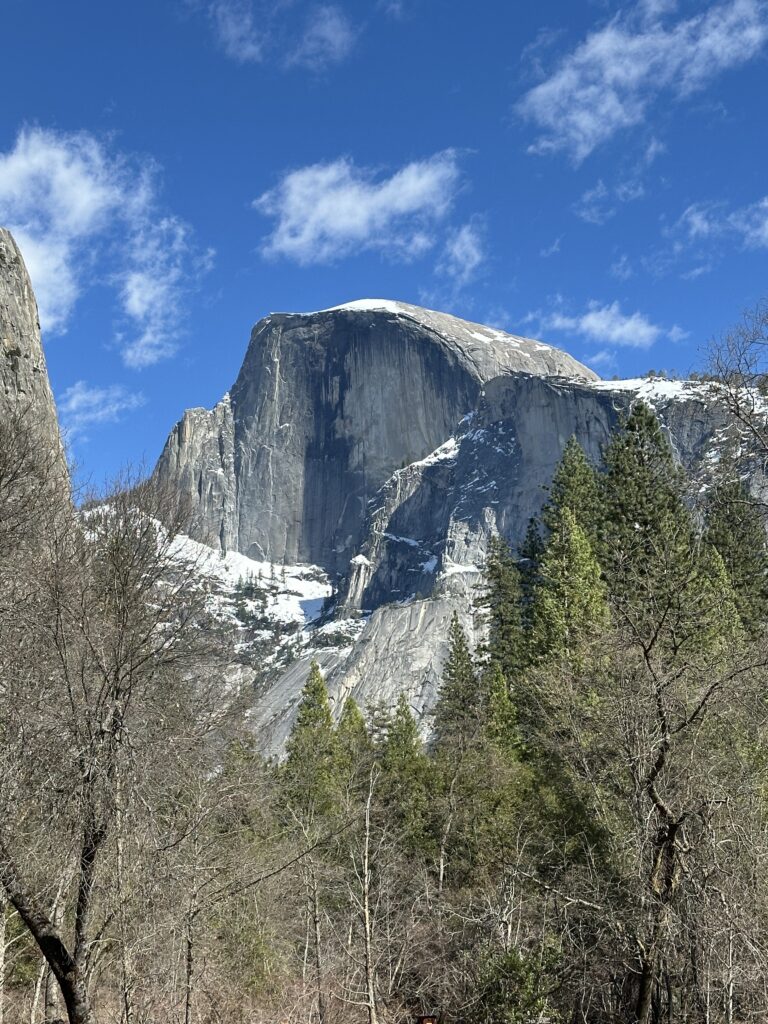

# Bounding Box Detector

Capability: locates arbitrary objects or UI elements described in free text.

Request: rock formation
[154,299,742,753]
[154,300,597,572]
[0,228,62,452]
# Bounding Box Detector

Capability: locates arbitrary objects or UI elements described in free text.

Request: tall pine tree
[599,401,694,622]
[433,614,481,752]
[531,507,609,663]
[704,477,768,635]
[480,535,528,682]
[282,661,341,818]
[542,436,601,547]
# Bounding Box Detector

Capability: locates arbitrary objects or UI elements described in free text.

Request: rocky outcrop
[0,229,62,452]
[247,374,738,753]
[338,375,736,615]
[153,295,751,754]
[154,300,597,572]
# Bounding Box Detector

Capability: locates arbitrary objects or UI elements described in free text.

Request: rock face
[154,297,742,754]
[247,374,737,753]
[0,229,62,450]
[154,300,597,572]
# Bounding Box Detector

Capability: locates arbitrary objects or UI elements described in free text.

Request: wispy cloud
[436,220,485,288]
[288,6,356,69]
[0,127,210,367]
[203,1,357,68]
[676,196,768,249]
[540,236,562,258]
[255,151,461,264]
[518,0,768,162]
[574,177,645,224]
[528,299,684,349]
[208,0,263,62]
[58,381,145,440]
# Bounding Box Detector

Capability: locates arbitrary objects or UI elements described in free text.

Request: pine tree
[531,507,609,663]
[336,697,372,789]
[433,614,481,752]
[484,662,521,758]
[542,436,601,547]
[480,535,527,682]
[282,661,340,817]
[704,477,768,635]
[599,401,693,618]
[378,693,432,853]
[518,518,545,629]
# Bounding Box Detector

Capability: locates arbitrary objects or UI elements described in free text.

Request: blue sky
[1,0,767,482]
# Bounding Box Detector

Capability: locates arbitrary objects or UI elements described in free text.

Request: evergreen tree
[378,693,433,853]
[531,507,609,663]
[518,517,545,629]
[704,477,768,635]
[542,436,601,546]
[282,661,340,817]
[599,401,693,617]
[433,614,481,751]
[484,662,522,758]
[480,535,527,681]
[336,697,372,789]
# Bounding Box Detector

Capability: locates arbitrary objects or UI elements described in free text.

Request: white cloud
[209,0,263,62]
[0,127,208,367]
[531,299,682,349]
[0,128,124,331]
[255,151,461,264]
[585,348,619,372]
[518,0,768,162]
[437,221,485,288]
[58,380,145,440]
[289,6,356,69]
[610,254,634,280]
[573,177,646,225]
[540,236,562,258]
[203,1,357,68]
[675,195,768,250]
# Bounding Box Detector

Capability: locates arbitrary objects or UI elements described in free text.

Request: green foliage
[281,660,341,818]
[484,662,522,758]
[476,946,560,1024]
[433,613,481,751]
[378,693,433,853]
[600,403,691,575]
[480,535,528,681]
[518,517,545,629]
[705,477,768,635]
[531,507,609,663]
[335,696,372,788]
[543,436,601,547]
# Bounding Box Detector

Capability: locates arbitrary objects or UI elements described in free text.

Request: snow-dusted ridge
[168,532,332,627]
[587,377,707,402]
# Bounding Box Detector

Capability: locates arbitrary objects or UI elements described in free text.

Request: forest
[2,326,768,1024]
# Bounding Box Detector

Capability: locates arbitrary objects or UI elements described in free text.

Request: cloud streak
[0,127,210,367]
[437,220,485,288]
[518,0,768,162]
[529,299,684,350]
[255,151,462,264]
[58,380,145,440]
[288,6,356,69]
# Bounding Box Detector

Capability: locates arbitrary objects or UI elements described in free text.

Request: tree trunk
[0,838,93,1024]
[0,890,6,1024]
[184,919,194,1024]
[309,866,326,1024]
[361,777,379,1024]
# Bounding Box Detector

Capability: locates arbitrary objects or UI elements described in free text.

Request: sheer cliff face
[0,229,62,450]
[154,301,597,571]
